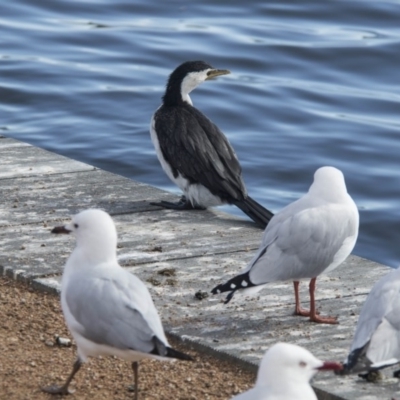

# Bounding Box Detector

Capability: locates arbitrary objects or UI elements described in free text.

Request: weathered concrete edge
[0,135,381,399]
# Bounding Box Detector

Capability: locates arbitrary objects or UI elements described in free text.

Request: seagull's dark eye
[299,361,307,368]
[74,223,79,229]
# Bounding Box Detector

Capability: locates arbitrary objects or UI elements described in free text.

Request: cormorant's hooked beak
[317,361,343,371]
[206,69,230,80]
[51,226,71,234]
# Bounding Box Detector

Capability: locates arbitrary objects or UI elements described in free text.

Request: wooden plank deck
[0,136,396,400]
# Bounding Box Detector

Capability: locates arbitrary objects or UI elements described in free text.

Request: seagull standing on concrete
[212,166,359,324]
[42,209,192,398]
[150,60,274,228]
[340,265,400,378]
[231,342,342,400]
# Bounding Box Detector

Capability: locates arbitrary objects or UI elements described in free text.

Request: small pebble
[147,277,161,286]
[55,336,72,347]
[150,246,163,252]
[127,384,136,393]
[157,268,176,276]
[195,290,209,300]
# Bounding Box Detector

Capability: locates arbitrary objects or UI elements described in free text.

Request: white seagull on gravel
[212,166,359,324]
[42,209,192,399]
[340,265,400,378]
[231,342,342,400]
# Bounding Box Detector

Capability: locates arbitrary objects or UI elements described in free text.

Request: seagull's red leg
[293,281,311,316]
[308,278,338,324]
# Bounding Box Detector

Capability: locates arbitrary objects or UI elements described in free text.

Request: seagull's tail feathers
[233,196,273,229]
[339,342,399,377]
[211,272,255,304]
[336,346,366,375]
[166,347,194,361]
[151,336,194,361]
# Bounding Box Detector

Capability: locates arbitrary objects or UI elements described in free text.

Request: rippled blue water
[1,0,400,267]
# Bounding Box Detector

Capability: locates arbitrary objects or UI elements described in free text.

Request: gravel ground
[0,277,255,400]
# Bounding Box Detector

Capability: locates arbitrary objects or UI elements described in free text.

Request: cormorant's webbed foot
[151,196,206,210]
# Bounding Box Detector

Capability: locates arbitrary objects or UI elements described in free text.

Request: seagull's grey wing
[367,314,400,368]
[154,104,246,201]
[350,269,400,353]
[65,269,167,354]
[344,268,400,370]
[248,203,357,284]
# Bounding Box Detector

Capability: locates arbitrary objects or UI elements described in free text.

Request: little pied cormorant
[150,60,273,228]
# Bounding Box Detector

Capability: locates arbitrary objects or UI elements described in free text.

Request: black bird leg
[131,361,139,400]
[151,195,206,210]
[42,357,82,395]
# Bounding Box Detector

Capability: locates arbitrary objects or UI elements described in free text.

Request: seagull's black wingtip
[224,290,236,304]
[166,347,194,361]
[211,284,235,304]
[211,285,221,295]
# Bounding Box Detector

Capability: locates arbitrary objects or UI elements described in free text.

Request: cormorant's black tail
[211,272,255,304]
[166,347,194,361]
[233,196,274,229]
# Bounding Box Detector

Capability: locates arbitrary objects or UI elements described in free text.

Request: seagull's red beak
[51,226,71,234]
[317,361,343,371]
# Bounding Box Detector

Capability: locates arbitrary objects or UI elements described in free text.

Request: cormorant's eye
[74,223,79,229]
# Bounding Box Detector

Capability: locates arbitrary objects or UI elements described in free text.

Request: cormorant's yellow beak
[206,69,230,80]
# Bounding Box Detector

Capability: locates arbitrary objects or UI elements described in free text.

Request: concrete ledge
[0,136,395,400]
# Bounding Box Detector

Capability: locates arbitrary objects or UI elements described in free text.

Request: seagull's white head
[256,343,342,389]
[52,209,118,263]
[309,166,348,201]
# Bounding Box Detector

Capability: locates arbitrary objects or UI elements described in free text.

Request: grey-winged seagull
[340,265,400,378]
[212,166,359,324]
[42,209,192,398]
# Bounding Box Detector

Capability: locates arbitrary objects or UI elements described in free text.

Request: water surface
[1,0,400,267]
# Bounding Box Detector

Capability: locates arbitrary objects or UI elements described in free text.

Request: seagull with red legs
[212,166,359,324]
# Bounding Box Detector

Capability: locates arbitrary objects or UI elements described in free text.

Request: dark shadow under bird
[150,60,273,229]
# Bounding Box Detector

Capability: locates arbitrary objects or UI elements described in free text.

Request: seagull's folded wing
[348,270,400,366]
[65,269,168,353]
[249,204,357,284]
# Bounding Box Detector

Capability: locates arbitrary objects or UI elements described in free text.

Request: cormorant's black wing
[154,104,247,202]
